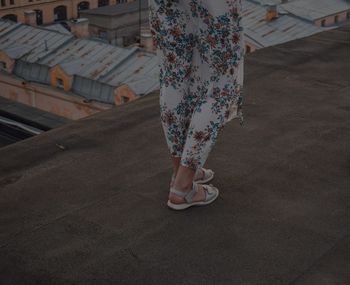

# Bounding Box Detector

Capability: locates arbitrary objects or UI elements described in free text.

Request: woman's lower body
[148,0,245,208]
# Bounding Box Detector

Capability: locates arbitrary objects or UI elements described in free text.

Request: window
[9,0,14,5]
[56,78,64,89]
[245,45,251,54]
[1,0,6,7]
[321,19,326,27]
[98,0,109,7]
[121,96,129,103]
[99,30,107,39]
[335,15,339,24]
[347,12,350,19]
[0,61,7,70]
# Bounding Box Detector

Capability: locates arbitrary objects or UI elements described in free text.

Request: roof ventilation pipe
[266,4,278,21]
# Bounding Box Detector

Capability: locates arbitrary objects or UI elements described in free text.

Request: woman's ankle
[173,180,193,191]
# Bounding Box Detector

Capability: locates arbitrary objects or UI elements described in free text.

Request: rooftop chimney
[140,30,154,52]
[24,10,37,27]
[68,18,89,38]
[266,5,278,21]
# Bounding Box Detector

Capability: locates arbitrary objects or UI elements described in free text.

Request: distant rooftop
[281,0,350,21]
[0,19,159,105]
[0,23,349,284]
[243,0,334,48]
[0,21,73,62]
[43,23,72,35]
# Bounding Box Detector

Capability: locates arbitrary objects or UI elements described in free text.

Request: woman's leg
[149,0,196,160]
[179,0,245,172]
[171,0,245,203]
[171,156,181,177]
[149,0,209,202]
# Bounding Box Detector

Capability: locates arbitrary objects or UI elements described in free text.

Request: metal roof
[0,22,73,63]
[0,19,160,105]
[242,0,334,48]
[39,38,160,97]
[100,50,160,95]
[43,23,72,35]
[40,39,136,76]
[0,20,21,37]
[281,0,350,21]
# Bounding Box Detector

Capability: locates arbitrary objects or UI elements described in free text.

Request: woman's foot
[168,183,206,204]
[167,182,219,210]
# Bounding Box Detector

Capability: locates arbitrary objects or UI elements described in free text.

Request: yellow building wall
[0,0,136,25]
[0,72,112,120]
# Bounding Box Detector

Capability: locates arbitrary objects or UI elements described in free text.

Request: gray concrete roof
[0,24,350,284]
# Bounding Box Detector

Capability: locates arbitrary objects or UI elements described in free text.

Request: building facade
[79,0,149,46]
[0,0,135,25]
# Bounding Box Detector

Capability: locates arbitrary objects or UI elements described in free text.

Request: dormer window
[321,19,326,27]
[121,96,129,103]
[0,61,7,71]
[56,78,64,89]
[335,15,339,24]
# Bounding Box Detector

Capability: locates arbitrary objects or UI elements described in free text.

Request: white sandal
[194,167,215,184]
[167,182,219,211]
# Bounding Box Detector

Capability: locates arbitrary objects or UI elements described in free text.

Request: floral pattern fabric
[148,0,245,170]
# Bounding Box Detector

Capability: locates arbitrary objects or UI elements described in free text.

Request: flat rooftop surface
[0,25,350,284]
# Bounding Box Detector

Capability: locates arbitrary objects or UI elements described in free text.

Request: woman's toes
[168,193,185,204]
[193,184,206,202]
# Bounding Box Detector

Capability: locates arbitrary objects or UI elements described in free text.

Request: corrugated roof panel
[79,45,126,79]
[0,23,73,63]
[281,0,350,21]
[242,0,334,47]
[101,51,160,96]
[41,39,139,81]
[0,20,20,37]
[44,23,72,35]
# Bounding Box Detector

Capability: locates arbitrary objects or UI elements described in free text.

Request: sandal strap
[202,184,211,201]
[169,182,199,203]
[184,182,198,204]
[169,187,187,198]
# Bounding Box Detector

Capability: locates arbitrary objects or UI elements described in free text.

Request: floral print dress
[148,0,245,170]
